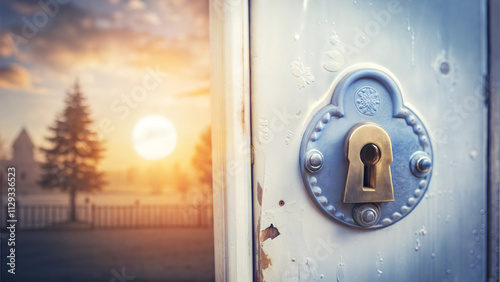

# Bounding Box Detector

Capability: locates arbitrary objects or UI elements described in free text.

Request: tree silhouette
[39,81,105,222]
[172,162,191,201]
[191,127,212,203]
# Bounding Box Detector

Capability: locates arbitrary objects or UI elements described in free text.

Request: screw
[353,204,380,227]
[417,156,432,173]
[410,151,432,177]
[362,209,376,222]
[306,150,324,172]
[279,200,285,207]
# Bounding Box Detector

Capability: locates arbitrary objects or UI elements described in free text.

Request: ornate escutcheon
[300,66,433,229]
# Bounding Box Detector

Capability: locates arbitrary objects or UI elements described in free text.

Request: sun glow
[132,115,177,160]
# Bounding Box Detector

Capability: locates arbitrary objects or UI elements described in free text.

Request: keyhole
[360,143,381,189]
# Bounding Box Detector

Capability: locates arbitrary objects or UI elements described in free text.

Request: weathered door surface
[251,1,488,281]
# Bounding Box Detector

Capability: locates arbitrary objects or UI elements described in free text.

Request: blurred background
[0,0,213,281]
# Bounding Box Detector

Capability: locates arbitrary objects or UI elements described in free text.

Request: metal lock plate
[300,66,433,229]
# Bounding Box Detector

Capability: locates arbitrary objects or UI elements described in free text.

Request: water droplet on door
[445,215,451,223]
[469,150,478,160]
[376,253,383,278]
[336,263,345,282]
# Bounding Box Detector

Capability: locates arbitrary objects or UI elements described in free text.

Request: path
[1,228,215,282]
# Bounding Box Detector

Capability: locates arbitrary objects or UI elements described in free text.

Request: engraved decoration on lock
[299,66,433,229]
[355,86,380,116]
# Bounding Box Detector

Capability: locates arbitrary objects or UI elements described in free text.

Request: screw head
[410,151,432,177]
[417,157,432,173]
[306,150,324,172]
[362,209,376,222]
[353,204,381,227]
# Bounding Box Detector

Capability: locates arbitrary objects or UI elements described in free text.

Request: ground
[0,228,215,282]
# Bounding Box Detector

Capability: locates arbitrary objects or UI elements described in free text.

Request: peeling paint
[260,248,272,278]
[259,202,320,281]
[261,224,280,242]
[257,182,263,206]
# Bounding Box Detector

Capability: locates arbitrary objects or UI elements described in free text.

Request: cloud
[141,12,160,26]
[0,32,15,57]
[10,1,43,15]
[0,64,31,89]
[126,0,145,10]
[3,1,209,77]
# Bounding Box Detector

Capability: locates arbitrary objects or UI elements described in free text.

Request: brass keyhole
[343,123,394,204]
[360,143,380,190]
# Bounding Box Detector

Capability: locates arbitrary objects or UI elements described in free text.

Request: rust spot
[260,248,272,276]
[255,233,261,281]
[279,200,285,207]
[260,224,280,242]
[257,182,263,206]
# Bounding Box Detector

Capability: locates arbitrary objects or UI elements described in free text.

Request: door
[251,1,489,281]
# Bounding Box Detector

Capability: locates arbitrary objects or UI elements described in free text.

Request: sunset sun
[132,115,177,160]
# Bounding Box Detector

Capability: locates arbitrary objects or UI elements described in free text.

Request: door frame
[209,1,253,282]
[488,0,500,280]
[210,0,500,281]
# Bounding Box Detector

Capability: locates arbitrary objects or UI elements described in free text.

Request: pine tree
[172,162,191,201]
[39,80,105,222]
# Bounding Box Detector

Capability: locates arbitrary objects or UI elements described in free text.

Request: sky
[0,0,210,173]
